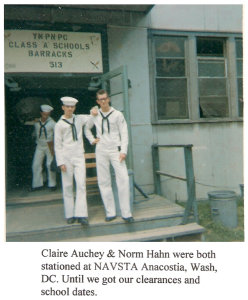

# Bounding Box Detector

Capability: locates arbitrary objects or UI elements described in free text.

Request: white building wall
[149,5,242,32]
[107,4,243,200]
[149,5,243,199]
[157,122,243,200]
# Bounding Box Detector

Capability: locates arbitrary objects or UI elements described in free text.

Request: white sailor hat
[40,104,53,112]
[61,96,78,106]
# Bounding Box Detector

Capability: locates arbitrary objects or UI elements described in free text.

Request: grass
[177,198,244,242]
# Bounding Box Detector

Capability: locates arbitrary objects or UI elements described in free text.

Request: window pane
[158,97,188,119]
[198,60,225,77]
[235,39,243,58]
[238,78,243,97]
[199,97,228,118]
[236,39,243,117]
[156,78,187,97]
[198,78,227,96]
[154,35,188,120]
[197,38,224,57]
[236,60,243,77]
[156,58,185,77]
[238,78,243,117]
[155,36,185,57]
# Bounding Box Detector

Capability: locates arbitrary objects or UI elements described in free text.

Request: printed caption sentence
[40,248,217,297]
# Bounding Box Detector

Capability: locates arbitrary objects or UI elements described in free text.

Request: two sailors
[33,91,133,225]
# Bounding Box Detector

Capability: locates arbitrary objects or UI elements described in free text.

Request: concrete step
[6,195,186,242]
[60,223,205,242]
[6,208,184,242]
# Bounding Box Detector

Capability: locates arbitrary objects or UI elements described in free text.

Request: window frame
[149,29,243,124]
[154,35,189,120]
[197,37,229,118]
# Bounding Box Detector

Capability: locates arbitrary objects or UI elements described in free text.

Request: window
[236,38,243,117]
[154,36,188,120]
[150,31,242,122]
[197,37,228,118]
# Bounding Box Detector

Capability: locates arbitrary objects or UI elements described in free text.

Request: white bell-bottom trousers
[96,148,132,218]
[61,154,88,219]
[32,145,56,188]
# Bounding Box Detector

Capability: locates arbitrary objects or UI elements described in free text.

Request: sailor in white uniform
[31,104,56,191]
[85,89,133,223]
[54,97,97,225]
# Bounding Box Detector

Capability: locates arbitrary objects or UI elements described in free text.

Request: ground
[177,197,244,242]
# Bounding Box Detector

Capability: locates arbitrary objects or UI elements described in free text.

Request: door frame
[100,65,133,170]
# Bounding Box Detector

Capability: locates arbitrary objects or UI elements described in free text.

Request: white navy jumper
[32,117,56,188]
[84,107,132,219]
[54,114,91,219]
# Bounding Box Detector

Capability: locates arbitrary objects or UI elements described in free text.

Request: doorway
[5,74,97,192]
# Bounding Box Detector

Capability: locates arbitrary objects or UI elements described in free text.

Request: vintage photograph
[4,4,244,242]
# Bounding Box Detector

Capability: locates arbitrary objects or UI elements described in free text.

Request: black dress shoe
[122,217,134,223]
[49,186,57,191]
[67,217,76,224]
[78,217,89,226]
[105,216,117,222]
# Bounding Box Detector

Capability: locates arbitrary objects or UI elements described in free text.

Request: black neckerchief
[100,110,114,134]
[62,117,78,141]
[39,119,49,139]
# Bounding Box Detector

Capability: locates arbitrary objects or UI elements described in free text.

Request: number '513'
[49,62,63,68]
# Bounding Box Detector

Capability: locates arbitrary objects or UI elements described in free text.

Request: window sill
[152,117,243,125]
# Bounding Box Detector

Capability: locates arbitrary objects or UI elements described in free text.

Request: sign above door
[4,30,103,73]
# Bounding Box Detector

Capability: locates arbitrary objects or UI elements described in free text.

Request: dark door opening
[5,74,97,192]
